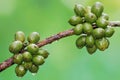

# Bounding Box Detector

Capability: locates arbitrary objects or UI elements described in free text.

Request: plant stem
[0,21,120,72]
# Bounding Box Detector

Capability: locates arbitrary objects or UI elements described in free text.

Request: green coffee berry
[105,27,115,37]
[86,45,97,54]
[86,35,95,47]
[27,32,40,43]
[37,49,49,59]
[74,4,86,17]
[83,23,93,34]
[27,44,39,55]
[96,17,108,28]
[95,38,109,51]
[32,55,44,66]
[85,12,97,23]
[68,15,82,26]
[15,31,25,43]
[23,62,32,69]
[85,6,91,13]
[13,54,23,64]
[76,35,86,49]
[91,2,104,17]
[92,28,105,39]
[15,65,27,77]
[73,24,83,35]
[102,13,109,20]
[29,64,39,73]
[9,41,23,54]
[22,52,32,62]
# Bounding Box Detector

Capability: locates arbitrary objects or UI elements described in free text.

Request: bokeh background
[0,0,120,80]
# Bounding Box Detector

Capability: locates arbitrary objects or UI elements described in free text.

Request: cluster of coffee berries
[68,2,115,54]
[9,31,49,77]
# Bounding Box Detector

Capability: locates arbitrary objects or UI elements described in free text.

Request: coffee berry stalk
[69,2,115,54]
[9,31,49,77]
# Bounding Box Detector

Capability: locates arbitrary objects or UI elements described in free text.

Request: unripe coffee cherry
[29,64,39,73]
[15,31,25,43]
[86,45,97,54]
[85,12,97,23]
[27,32,40,43]
[37,49,49,59]
[32,55,44,66]
[92,28,105,39]
[13,54,23,64]
[102,13,109,20]
[85,6,91,13]
[86,35,95,47]
[91,2,104,17]
[96,17,108,28]
[22,52,32,62]
[15,65,27,77]
[105,27,115,37]
[9,41,23,54]
[95,38,109,51]
[74,4,86,17]
[76,35,86,49]
[83,23,93,35]
[73,24,83,35]
[68,15,82,26]
[27,44,39,55]
[23,62,32,69]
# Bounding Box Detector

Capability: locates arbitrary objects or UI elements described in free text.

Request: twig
[109,21,120,27]
[0,21,120,72]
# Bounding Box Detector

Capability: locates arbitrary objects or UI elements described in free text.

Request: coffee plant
[0,2,120,77]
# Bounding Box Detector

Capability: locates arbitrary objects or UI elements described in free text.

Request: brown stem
[0,21,120,72]
[37,29,74,47]
[109,21,120,27]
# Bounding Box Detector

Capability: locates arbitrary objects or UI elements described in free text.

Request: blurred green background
[0,0,120,80]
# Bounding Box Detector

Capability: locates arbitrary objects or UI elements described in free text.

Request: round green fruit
[102,13,109,20]
[13,54,23,64]
[92,28,105,39]
[27,32,40,43]
[91,2,104,17]
[37,49,49,59]
[23,62,32,69]
[76,35,86,49]
[85,6,91,13]
[29,64,39,73]
[15,65,27,77]
[86,45,97,54]
[95,38,109,51]
[105,27,115,37]
[73,24,83,35]
[15,31,25,43]
[85,12,97,23]
[74,4,86,17]
[96,17,108,28]
[22,52,32,62]
[27,44,39,55]
[9,41,23,54]
[83,23,93,35]
[32,55,44,66]
[86,35,95,47]
[68,15,82,26]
